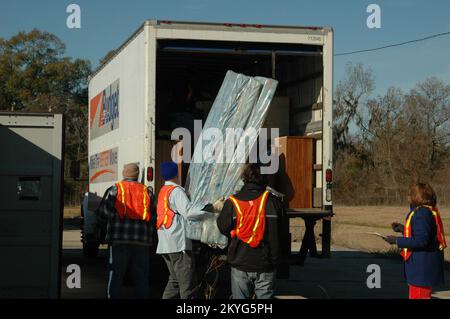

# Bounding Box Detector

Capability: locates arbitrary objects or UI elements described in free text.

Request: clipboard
[366,232,388,240]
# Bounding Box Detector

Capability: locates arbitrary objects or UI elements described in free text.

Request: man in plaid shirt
[98,163,156,299]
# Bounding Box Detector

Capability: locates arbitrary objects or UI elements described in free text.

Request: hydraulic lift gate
[0,113,64,298]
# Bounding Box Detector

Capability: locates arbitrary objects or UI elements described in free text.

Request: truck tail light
[326,169,332,202]
[147,167,153,182]
[326,169,332,183]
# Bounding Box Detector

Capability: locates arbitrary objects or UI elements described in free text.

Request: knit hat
[122,163,139,180]
[161,162,178,181]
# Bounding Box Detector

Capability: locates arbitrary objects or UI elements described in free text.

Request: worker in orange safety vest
[156,161,222,299]
[97,163,156,299]
[217,163,285,299]
[384,183,446,299]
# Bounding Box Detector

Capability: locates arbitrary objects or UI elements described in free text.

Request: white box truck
[85,20,333,260]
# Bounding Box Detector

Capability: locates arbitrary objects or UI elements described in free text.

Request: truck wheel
[83,242,100,258]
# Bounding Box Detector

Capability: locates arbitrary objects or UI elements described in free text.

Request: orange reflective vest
[114,181,150,222]
[156,185,178,229]
[401,205,447,261]
[228,191,270,248]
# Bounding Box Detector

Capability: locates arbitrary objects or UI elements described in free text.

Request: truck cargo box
[88,20,334,259]
[88,20,333,211]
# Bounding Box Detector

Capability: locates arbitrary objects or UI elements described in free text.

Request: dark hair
[241,163,268,186]
[409,182,437,207]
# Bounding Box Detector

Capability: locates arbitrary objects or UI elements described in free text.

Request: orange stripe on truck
[89,92,102,128]
[90,169,115,183]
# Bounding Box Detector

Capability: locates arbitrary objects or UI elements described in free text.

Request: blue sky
[1,0,450,96]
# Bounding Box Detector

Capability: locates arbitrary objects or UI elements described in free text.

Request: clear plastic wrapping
[185,71,278,248]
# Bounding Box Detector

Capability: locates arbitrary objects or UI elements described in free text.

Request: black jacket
[217,183,286,273]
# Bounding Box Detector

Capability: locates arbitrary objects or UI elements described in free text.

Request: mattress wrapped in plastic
[185,70,278,248]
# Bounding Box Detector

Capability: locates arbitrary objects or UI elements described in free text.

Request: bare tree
[404,77,450,180]
[365,87,405,202]
[333,63,374,153]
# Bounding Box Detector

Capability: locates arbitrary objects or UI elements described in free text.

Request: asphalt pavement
[61,221,450,299]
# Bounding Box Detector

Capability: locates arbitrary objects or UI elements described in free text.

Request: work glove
[384,235,398,245]
[391,222,404,234]
[212,197,226,214]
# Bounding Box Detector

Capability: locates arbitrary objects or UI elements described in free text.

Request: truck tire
[83,242,100,258]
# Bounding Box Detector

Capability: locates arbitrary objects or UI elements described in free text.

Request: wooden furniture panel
[275,136,313,209]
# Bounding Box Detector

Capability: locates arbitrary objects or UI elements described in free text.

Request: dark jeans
[107,243,150,299]
[231,267,275,299]
[162,251,198,299]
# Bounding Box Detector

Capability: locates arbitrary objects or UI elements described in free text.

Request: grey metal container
[0,112,64,298]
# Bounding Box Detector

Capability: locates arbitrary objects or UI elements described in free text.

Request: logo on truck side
[89,147,118,184]
[90,79,120,140]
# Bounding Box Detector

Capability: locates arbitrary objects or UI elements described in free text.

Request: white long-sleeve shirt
[156,181,206,254]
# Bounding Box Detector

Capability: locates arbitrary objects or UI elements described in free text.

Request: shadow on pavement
[61,245,231,299]
[61,247,450,299]
[63,217,82,231]
[276,250,450,299]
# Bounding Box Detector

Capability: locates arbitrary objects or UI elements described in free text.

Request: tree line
[333,63,450,206]
[1,30,448,206]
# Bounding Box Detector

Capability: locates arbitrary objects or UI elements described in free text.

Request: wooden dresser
[275,136,313,209]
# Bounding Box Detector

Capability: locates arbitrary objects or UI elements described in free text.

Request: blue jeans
[230,267,275,299]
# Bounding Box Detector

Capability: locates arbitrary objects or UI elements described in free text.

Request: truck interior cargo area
[155,39,324,209]
[156,39,323,137]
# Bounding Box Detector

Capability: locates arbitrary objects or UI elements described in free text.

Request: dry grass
[290,206,450,261]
